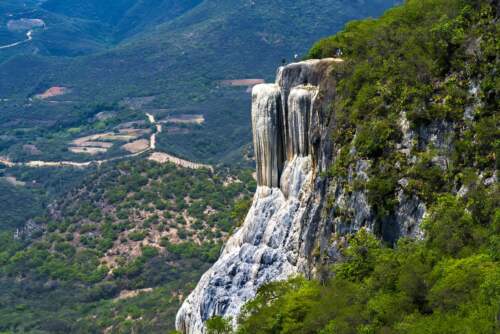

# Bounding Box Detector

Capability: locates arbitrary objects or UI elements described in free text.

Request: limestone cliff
[175,58,430,333]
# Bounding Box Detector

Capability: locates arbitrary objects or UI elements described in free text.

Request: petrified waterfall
[175,59,338,334]
[288,85,317,157]
[251,84,283,188]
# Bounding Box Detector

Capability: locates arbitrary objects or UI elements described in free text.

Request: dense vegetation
[204,0,499,333]
[0,167,91,231]
[237,199,498,333]
[0,159,255,333]
[0,179,43,230]
[1,1,497,333]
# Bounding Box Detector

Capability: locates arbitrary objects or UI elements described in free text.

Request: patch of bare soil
[69,147,108,155]
[1,176,26,187]
[166,126,191,134]
[70,128,150,156]
[94,111,115,121]
[22,144,41,155]
[220,79,266,92]
[72,141,113,149]
[221,79,265,86]
[120,96,156,110]
[164,114,205,125]
[7,18,45,32]
[122,139,149,153]
[34,86,70,100]
[114,288,154,301]
[148,152,213,171]
[223,176,242,187]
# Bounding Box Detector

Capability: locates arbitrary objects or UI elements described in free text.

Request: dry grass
[114,288,154,301]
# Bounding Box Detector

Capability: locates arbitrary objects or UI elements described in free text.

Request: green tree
[207,316,233,334]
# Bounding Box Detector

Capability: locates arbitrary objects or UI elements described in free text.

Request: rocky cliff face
[176,58,430,333]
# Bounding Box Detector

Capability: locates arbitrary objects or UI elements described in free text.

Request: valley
[0,0,401,164]
[0,109,213,176]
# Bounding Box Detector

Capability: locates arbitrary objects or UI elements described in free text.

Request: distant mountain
[42,0,204,40]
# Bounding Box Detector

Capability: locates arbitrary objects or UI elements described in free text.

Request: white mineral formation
[276,58,337,158]
[288,85,318,157]
[251,84,283,188]
[176,59,336,334]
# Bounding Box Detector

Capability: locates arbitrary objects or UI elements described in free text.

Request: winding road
[1,112,213,171]
[0,30,33,50]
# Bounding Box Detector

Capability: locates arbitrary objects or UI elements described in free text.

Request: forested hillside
[0,159,254,333]
[41,0,204,40]
[205,0,499,333]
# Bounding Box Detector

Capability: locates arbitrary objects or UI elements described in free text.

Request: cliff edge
[175,58,341,333]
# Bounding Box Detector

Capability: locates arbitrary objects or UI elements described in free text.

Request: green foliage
[128,230,147,241]
[423,195,476,257]
[407,150,449,202]
[161,240,221,263]
[354,119,399,158]
[0,179,43,230]
[335,229,382,281]
[230,197,252,227]
[0,0,400,167]
[0,158,253,332]
[206,316,233,334]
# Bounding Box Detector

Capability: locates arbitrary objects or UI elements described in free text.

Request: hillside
[176,0,499,332]
[0,159,255,333]
[0,0,202,59]
[42,0,204,40]
[0,1,402,230]
[0,0,400,164]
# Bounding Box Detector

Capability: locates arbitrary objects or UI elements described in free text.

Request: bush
[423,195,475,257]
[128,230,147,242]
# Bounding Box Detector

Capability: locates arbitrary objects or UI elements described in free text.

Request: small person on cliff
[335,48,343,58]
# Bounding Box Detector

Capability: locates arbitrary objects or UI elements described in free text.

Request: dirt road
[0,30,33,50]
[1,112,213,171]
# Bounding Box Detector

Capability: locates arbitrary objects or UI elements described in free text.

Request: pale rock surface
[176,157,314,334]
[276,58,337,158]
[251,84,283,188]
[288,85,318,158]
[176,59,333,334]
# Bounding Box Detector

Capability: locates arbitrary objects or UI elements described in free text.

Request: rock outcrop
[176,59,337,333]
[176,58,429,333]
